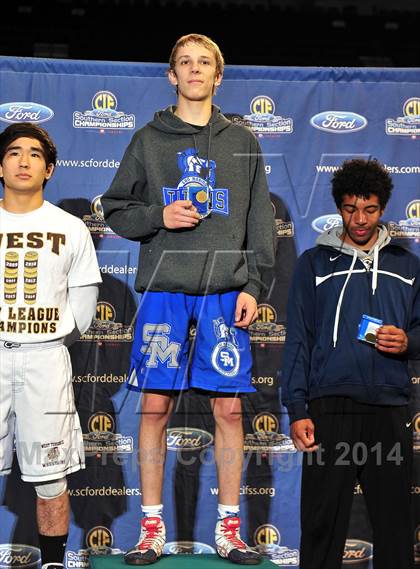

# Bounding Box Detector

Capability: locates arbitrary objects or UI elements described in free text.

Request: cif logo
[257,304,277,325]
[88,412,115,434]
[163,542,215,555]
[91,195,104,219]
[310,111,367,133]
[406,200,420,219]
[403,98,420,118]
[92,91,117,113]
[86,527,113,553]
[253,412,279,434]
[0,544,41,568]
[254,524,280,548]
[413,413,420,433]
[250,96,275,116]
[0,102,54,124]
[311,214,342,233]
[96,302,116,322]
[414,413,420,453]
[167,427,214,451]
[343,540,373,563]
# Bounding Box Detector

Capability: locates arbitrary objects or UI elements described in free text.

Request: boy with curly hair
[282,158,419,569]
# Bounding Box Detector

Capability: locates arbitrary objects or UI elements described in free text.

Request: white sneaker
[124,517,166,565]
[215,516,261,565]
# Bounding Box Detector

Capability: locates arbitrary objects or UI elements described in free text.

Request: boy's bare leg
[37,494,69,535]
[212,396,243,504]
[139,392,174,505]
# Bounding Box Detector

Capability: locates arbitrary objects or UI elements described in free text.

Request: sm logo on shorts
[141,323,181,368]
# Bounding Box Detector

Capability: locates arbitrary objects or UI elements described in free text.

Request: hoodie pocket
[374,356,410,391]
[310,345,323,377]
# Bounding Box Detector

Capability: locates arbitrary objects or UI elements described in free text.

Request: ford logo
[311,214,342,233]
[0,102,54,124]
[0,544,41,568]
[343,540,373,564]
[310,111,367,133]
[163,541,215,555]
[166,427,214,451]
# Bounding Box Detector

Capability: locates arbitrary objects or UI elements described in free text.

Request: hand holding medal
[163,199,201,229]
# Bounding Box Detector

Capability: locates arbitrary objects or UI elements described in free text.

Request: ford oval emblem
[0,544,41,569]
[343,540,373,563]
[310,111,367,133]
[0,102,54,124]
[311,214,342,233]
[166,427,214,451]
[163,541,216,555]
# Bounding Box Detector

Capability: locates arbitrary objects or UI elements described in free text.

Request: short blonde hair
[169,33,224,76]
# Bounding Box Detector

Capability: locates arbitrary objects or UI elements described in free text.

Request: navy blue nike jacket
[282,229,420,424]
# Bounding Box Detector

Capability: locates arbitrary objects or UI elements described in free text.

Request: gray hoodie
[316,224,391,262]
[102,105,276,299]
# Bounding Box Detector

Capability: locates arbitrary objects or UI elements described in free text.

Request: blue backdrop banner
[0,57,419,569]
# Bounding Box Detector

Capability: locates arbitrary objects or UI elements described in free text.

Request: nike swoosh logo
[329,255,341,261]
[406,422,412,428]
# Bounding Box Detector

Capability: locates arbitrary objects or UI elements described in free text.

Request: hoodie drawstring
[192,123,212,191]
[372,244,379,295]
[206,123,212,187]
[333,249,358,348]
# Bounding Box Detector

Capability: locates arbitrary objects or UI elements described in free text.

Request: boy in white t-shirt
[0,122,102,569]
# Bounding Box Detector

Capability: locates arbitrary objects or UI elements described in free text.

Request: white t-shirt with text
[0,200,102,342]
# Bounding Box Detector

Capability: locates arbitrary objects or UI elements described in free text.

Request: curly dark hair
[332,158,393,209]
[0,122,57,188]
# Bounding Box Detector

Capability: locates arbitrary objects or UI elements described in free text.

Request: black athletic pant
[300,397,413,569]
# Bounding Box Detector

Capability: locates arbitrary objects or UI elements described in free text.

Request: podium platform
[90,553,277,568]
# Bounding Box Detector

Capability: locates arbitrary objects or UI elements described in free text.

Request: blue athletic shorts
[127,291,254,394]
